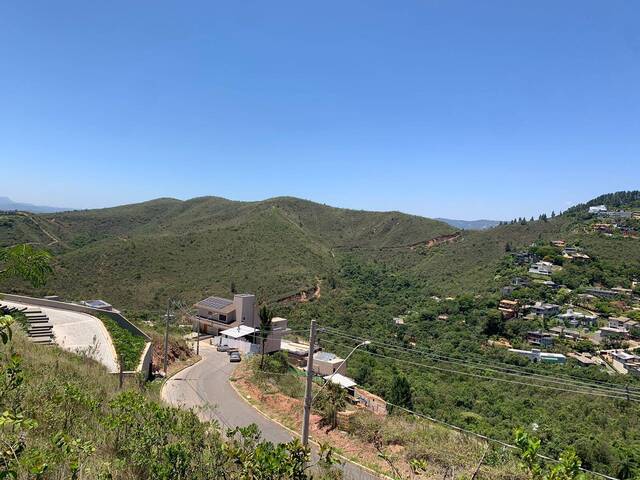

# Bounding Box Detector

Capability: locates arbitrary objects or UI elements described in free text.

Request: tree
[387,374,413,413]
[315,381,346,430]
[515,428,586,480]
[0,244,52,288]
[0,245,52,477]
[258,305,273,369]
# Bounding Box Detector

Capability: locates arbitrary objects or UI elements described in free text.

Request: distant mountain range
[0,196,71,214]
[436,218,501,230]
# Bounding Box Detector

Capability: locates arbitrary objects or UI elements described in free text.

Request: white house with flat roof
[509,348,566,364]
[313,351,347,376]
[589,205,607,214]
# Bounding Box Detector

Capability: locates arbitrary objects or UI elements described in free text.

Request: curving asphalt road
[162,343,381,480]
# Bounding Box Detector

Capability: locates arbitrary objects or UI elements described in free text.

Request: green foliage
[315,381,346,430]
[0,196,453,309]
[387,374,413,413]
[98,315,146,371]
[515,428,586,480]
[565,190,640,214]
[0,244,52,288]
[258,305,273,370]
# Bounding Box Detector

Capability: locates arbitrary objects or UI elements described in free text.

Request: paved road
[162,343,381,480]
[1,299,118,372]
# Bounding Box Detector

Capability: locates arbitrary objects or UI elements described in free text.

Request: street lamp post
[301,324,369,446]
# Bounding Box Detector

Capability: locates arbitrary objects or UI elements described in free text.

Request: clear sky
[1,1,639,220]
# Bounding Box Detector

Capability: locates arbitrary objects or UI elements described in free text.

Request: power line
[319,338,637,401]
[322,331,640,399]
[381,399,619,480]
[321,327,640,397]
[321,326,640,392]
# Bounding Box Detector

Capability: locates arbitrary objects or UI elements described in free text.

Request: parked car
[216,344,230,352]
[229,351,241,363]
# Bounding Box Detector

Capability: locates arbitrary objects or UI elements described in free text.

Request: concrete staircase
[1,305,54,345]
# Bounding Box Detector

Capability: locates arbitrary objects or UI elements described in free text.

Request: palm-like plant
[258,305,273,369]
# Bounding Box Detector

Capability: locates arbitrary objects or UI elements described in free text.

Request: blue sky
[1,1,639,220]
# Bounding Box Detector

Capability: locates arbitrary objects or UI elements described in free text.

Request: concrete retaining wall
[0,293,153,378]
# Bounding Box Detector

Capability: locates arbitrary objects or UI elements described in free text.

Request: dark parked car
[216,344,230,352]
[229,351,241,363]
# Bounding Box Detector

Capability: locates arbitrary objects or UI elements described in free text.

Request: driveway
[0,299,118,373]
[162,343,381,480]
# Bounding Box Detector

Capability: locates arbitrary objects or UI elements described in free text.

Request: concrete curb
[229,377,393,480]
[159,354,204,401]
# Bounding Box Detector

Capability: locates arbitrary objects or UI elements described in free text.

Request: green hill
[0,196,455,308]
[2,191,638,309]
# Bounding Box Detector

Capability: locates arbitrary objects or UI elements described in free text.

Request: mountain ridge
[0,196,71,214]
[436,218,501,230]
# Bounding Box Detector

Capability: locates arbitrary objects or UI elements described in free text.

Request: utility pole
[119,353,124,389]
[163,301,171,377]
[301,319,317,446]
[196,317,200,356]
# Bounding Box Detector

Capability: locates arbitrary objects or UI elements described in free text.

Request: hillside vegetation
[0,196,454,308]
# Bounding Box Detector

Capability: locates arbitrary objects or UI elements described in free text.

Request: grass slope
[0,196,455,308]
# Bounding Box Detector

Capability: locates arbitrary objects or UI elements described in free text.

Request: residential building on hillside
[542,280,561,290]
[612,351,640,367]
[551,240,566,248]
[584,287,620,299]
[509,348,566,364]
[313,351,347,376]
[525,302,560,318]
[192,293,258,335]
[608,316,637,331]
[557,309,598,328]
[549,326,582,340]
[589,205,607,214]
[324,373,357,396]
[599,326,629,339]
[216,317,288,354]
[562,248,590,260]
[193,293,287,353]
[593,223,615,233]
[512,277,530,287]
[526,331,554,348]
[567,352,596,367]
[529,261,553,276]
[612,287,633,296]
[280,339,320,366]
[498,299,519,319]
[601,210,632,219]
[501,286,515,297]
[513,252,539,265]
[610,351,640,374]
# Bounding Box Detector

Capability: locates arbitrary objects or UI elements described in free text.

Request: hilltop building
[589,205,607,214]
[526,331,554,348]
[524,302,560,318]
[313,351,347,376]
[529,261,553,276]
[557,309,598,328]
[509,348,566,364]
[192,293,287,354]
[499,299,519,319]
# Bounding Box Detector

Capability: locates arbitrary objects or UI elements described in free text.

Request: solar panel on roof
[200,296,233,310]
